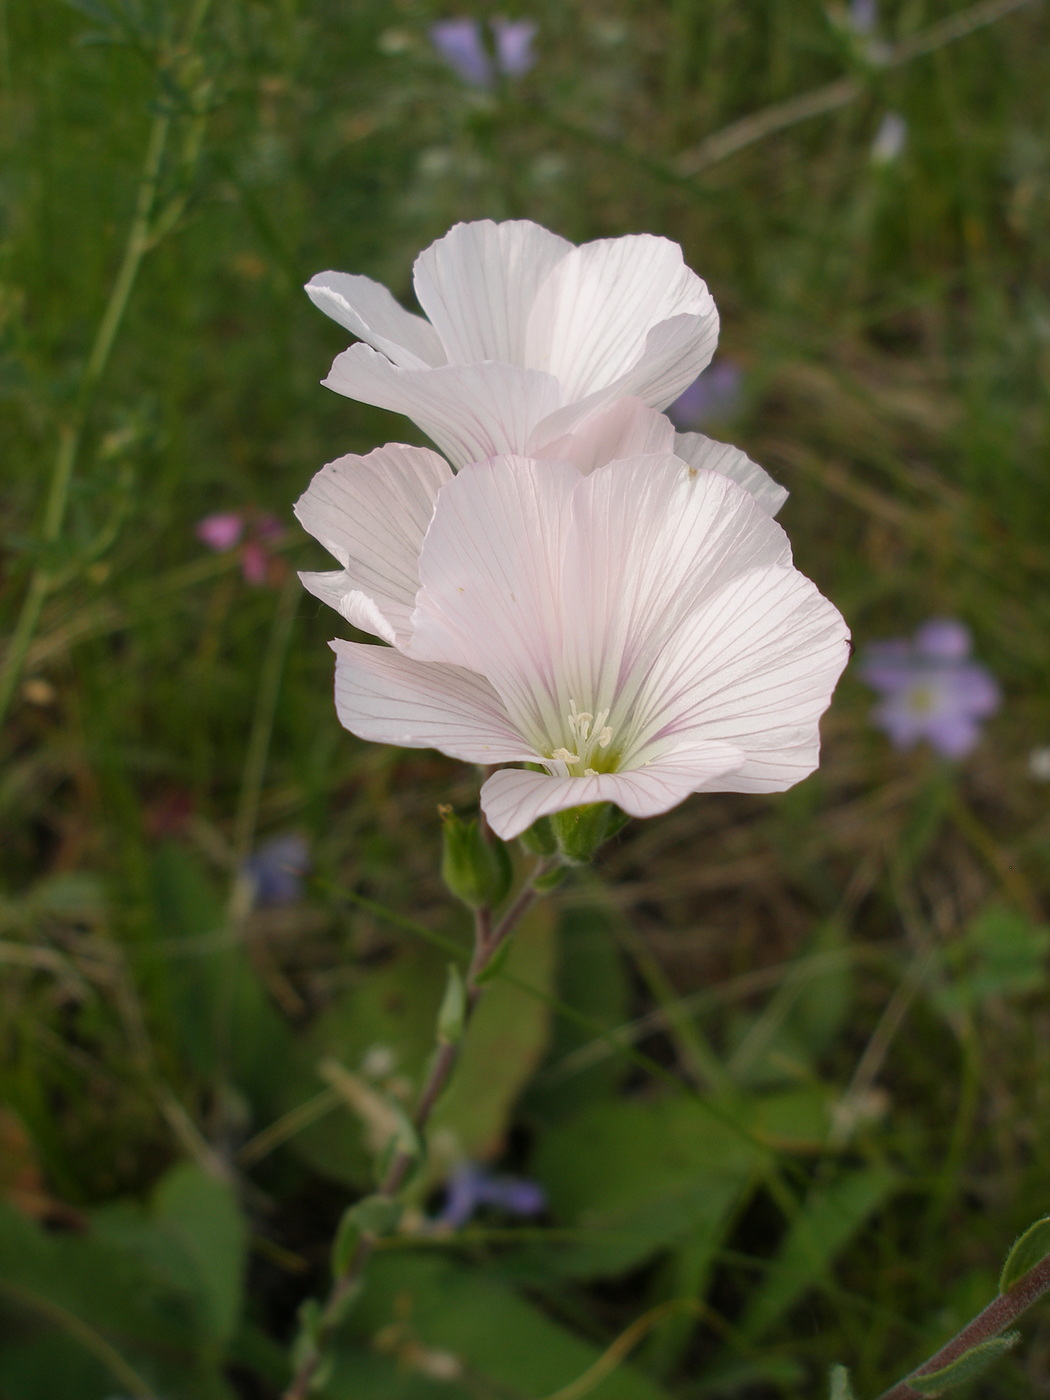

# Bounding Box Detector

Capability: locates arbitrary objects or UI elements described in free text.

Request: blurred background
[2,1,1050,1396]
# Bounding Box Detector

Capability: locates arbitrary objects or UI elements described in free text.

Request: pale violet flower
[304,219,721,470]
[859,619,1000,758]
[244,834,310,906]
[667,360,743,431]
[437,1161,545,1228]
[430,18,537,87]
[849,0,878,34]
[295,446,848,839]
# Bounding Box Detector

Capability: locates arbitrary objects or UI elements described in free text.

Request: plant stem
[875,1254,1050,1400]
[281,858,553,1400]
[0,0,215,731]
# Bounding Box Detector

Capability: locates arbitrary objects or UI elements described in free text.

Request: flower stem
[875,1254,1050,1400]
[281,857,554,1400]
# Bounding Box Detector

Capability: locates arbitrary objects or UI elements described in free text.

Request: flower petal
[526,235,718,401]
[413,219,572,365]
[630,563,850,791]
[408,455,580,743]
[322,346,562,469]
[331,639,535,762]
[480,740,744,839]
[673,432,788,517]
[560,456,793,721]
[305,272,446,368]
[294,443,451,645]
[531,398,674,474]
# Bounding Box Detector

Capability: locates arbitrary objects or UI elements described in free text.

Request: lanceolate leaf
[1000,1216,1050,1293]
[907,1333,1019,1395]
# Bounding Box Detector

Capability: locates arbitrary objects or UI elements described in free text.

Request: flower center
[907,683,937,715]
[546,699,619,777]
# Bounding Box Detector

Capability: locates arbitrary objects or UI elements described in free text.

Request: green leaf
[907,1333,1020,1395]
[532,1093,764,1278]
[328,1252,673,1400]
[473,933,515,984]
[739,1166,897,1340]
[1000,1215,1050,1292]
[829,1363,858,1400]
[151,1163,247,1347]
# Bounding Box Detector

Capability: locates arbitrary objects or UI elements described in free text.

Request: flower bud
[439,806,512,908]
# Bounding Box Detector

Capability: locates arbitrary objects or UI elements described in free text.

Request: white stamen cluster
[549,699,615,776]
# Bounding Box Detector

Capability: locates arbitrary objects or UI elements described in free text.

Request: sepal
[440,805,513,908]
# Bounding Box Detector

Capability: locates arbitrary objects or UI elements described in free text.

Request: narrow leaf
[437,963,466,1045]
[1000,1216,1050,1293]
[908,1333,1019,1395]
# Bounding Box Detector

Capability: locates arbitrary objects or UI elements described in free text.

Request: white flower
[295,447,848,839]
[305,219,720,469]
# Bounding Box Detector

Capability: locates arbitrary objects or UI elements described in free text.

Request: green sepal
[473,935,515,986]
[519,814,557,856]
[372,1099,424,1186]
[291,1297,322,1371]
[907,1333,1019,1395]
[828,1364,858,1400]
[532,864,570,891]
[332,1195,403,1276]
[440,807,512,909]
[1000,1215,1050,1292]
[437,962,467,1045]
[549,803,616,864]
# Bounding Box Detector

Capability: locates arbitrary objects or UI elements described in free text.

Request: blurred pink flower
[196,509,285,586]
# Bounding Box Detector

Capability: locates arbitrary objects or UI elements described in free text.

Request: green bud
[518,814,558,856]
[549,803,619,864]
[440,806,513,909]
[436,962,467,1045]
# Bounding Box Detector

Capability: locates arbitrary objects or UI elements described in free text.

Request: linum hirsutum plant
[282,222,1050,1400]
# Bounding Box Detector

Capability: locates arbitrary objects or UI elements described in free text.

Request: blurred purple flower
[196,509,285,586]
[859,619,1000,759]
[666,360,743,431]
[849,0,878,34]
[438,1161,545,1229]
[244,834,310,906]
[429,17,536,87]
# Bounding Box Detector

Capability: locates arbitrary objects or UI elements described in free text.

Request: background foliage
[2,0,1050,1396]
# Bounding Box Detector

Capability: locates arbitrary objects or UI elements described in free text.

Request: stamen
[551,747,579,763]
[598,726,613,748]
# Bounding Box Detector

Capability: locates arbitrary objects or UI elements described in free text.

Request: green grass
[2,0,1050,1397]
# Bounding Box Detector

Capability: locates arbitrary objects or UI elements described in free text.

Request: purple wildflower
[429,17,537,87]
[196,509,285,586]
[196,512,244,551]
[666,360,743,431]
[859,619,1000,759]
[438,1161,546,1229]
[244,834,310,906]
[848,0,878,34]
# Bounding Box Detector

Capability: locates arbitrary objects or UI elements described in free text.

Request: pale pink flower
[304,220,720,469]
[196,512,245,551]
[295,446,848,839]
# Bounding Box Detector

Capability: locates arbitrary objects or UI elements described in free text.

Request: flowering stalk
[282,855,553,1400]
[873,1253,1050,1400]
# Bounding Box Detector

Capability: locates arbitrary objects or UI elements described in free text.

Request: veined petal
[602,312,720,409]
[299,571,397,645]
[322,346,562,469]
[560,456,792,719]
[408,455,579,743]
[480,740,744,839]
[413,219,572,365]
[331,640,535,763]
[526,235,718,401]
[629,563,850,788]
[294,443,451,645]
[531,398,674,474]
[674,432,788,517]
[305,272,446,369]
